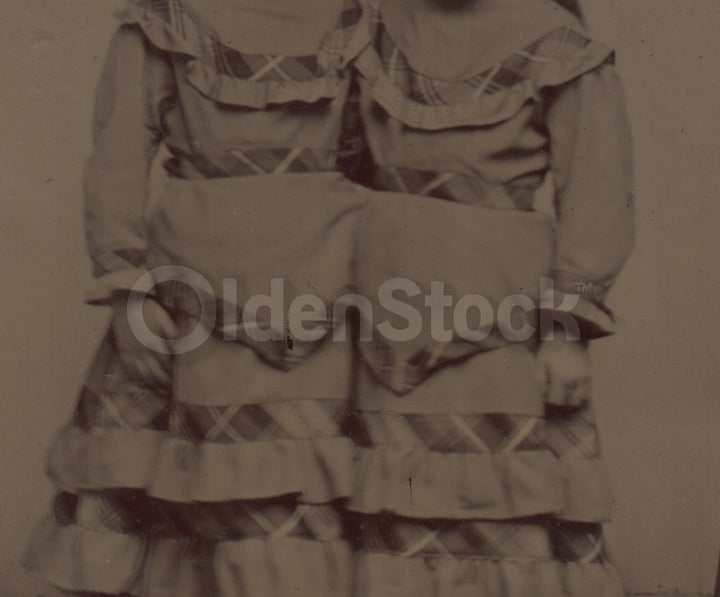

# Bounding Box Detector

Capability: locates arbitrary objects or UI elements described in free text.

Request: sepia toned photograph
[1,0,718,596]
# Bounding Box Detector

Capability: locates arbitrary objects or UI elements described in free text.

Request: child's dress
[23,0,635,596]
[24,1,370,595]
[347,0,633,596]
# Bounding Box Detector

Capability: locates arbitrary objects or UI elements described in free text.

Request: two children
[24,1,633,595]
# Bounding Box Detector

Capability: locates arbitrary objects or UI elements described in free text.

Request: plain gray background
[1,1,719,595]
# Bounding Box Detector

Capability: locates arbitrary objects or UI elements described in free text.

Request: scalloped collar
[181,0,348,56]
[380,0,584,81]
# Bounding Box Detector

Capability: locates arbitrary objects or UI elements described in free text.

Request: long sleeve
[542,62,634,338]
[83,25,172,304]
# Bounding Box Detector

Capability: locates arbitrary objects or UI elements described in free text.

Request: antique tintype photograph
[1,0,718,596]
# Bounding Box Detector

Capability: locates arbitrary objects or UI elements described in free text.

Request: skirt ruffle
[48,426,354,503]
[25,324,356,595]
[25,515,352,597]
[355,553,624,597]
[348,356,615,524]
[26,520,623,597]
[350,448,612,521]
[350,512,623,596]
[26,321,621,597]
[45,328,355,504]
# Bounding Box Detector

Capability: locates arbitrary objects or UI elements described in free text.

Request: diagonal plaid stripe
[65,491,344,541]
[318,2,364,66]
[248,55,297,82]
[272,147,305,173]
[141,0,361,81]
[99,394,133,430]
[72,491,175,535]
[545,404,601,458]
[361,514,552,559]
[550,521,606,563]
[204,406,245,442]
[265,400,346,439]
[401,529,450,557]
[357,412,546,453]
[373,166,535,210]
[171,400,347,444]
[372,21,603,106]
[93,248,147,277]
[302,503,347,542]
[378,412,427,449]
[358,331,516,396]
[173,147,338,179]
[449,414,493,453]
[76,493,134,532]
[175,501,344,541]
[75,385,170,432]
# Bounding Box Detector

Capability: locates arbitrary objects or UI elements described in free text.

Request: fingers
[544,373,591,408]
[536,341,592,408]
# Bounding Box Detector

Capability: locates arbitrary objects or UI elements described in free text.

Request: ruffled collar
[380,0,584,80]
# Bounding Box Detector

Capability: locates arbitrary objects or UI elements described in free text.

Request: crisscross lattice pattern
[61,492,344,541]
[375,23,599,106]
[374,166,536,210]
[355,412,545,453]
[171,400,347,443]
[166,147,339,179]
[361,514,607,563]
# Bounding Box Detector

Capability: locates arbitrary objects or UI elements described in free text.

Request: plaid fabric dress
[23,1,634,596]
[24,1,369,596]
[347,2,633,597]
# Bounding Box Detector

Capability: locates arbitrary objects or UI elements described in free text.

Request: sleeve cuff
[538,285,618,340]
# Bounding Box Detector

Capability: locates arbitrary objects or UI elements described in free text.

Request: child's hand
[535,332,591,408]
[111,292,179,395]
